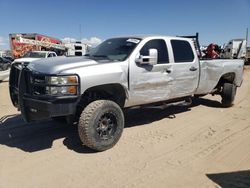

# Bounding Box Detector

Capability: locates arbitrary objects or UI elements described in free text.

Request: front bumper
[21,95,79,122]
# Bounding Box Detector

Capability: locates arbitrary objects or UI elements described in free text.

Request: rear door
[168,39,199,98]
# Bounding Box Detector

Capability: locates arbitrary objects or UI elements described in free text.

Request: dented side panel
[128,63,175,106]
[195,59,244,95]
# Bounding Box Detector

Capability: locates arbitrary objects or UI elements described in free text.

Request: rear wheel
[221,83,237,107]
[78,100,124,151]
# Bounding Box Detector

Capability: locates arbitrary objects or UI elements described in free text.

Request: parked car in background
[0,57,11,71]
[0,57,11,81]
[3,56,14,62]
[12,51,57,65]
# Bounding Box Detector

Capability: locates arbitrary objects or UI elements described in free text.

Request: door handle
[189,67,197,71]
[165,69,172,73]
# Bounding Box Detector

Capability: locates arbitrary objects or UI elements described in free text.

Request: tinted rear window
[171,40,194,63]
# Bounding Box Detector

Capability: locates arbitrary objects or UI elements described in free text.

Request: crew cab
[9,35,244,151]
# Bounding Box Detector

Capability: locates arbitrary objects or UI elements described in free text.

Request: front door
[128,38,174,106]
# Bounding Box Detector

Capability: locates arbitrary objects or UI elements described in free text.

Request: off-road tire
[221,83,237,107]
[78,100,124,151]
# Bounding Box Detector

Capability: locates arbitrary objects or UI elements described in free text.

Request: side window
[48,53,54,58]
[171,40,194,63]
[140,39,169,64]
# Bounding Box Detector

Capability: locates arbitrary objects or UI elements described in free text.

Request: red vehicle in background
[9,33,66,59]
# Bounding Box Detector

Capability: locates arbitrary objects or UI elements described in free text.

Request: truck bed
[195,59,244,95]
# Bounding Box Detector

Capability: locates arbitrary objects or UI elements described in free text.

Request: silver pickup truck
[9,34,244,151]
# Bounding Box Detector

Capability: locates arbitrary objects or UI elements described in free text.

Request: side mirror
[136,48,158,65]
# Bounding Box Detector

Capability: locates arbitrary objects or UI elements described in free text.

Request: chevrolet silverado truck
[9,34,244,151]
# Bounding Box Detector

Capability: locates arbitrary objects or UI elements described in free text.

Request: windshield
[88,38,141,61]
[23,52,47,58]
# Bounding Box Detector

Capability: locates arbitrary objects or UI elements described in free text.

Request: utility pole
[79,24,82,42]
[246,28,248,47]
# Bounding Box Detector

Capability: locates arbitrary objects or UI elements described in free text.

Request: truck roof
[111,35,178,38]
[109,35,193,41]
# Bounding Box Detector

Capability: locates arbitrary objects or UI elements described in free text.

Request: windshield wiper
[91,55,110,60]
[92,55,108,58]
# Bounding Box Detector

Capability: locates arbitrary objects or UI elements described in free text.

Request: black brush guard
[10,66,79,122]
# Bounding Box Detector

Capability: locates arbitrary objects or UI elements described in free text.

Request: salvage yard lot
[0,67,250,188]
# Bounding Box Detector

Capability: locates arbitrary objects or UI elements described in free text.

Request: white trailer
[246,47,250,63]
[221,39,247,60]
[64,42,88,56]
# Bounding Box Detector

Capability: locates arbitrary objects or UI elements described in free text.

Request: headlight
[45,75,78,95]
[49,76,78,85]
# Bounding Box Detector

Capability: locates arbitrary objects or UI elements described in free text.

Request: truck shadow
[124,105,190,128]
[0,97,223,153]
[0,114,94,154]
[206,170,250,188]
[191,97,222,108]
[125,97,223,128]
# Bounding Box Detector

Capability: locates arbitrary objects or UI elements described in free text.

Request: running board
[143,97,192,110]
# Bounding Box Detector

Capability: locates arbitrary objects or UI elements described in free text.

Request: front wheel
[221,83,237,107]
[78,100,124,151]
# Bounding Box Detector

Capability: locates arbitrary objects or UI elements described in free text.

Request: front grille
[33,74,46,84]
[20,69,47,96]
[22,68,32,95]
[32,74,46,95]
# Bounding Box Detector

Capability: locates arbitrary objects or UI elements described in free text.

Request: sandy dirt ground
[0,67,250,188]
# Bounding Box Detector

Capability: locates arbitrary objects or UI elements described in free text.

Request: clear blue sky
[0,0,249,49]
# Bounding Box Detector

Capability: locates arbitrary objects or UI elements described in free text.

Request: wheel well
[72,84,127,124]
[219,72,235,85]
[80,84,127,108]
[214,72,235,93]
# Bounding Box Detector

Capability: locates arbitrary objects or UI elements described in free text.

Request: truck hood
[27,56,102,74]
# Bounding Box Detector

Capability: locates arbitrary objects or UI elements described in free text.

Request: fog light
[61,87,68,94]
[50,87,58,95]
